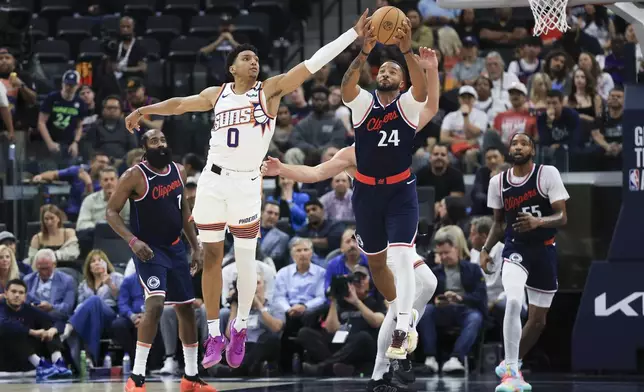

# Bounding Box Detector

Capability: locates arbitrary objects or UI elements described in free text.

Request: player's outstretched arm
[124,86,219,133]
[261,147,354,183]
[341,30,376,103]
[416,47,440,131]
[396,20,427,103]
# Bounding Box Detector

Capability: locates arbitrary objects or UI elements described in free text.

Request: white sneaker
[406,309,420,353]
[153,357,178,375]
[441,357,465,373]
[424,356,439,373]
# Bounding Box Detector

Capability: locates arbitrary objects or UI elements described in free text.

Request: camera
[227,279,239,305]
[330,273,362,299]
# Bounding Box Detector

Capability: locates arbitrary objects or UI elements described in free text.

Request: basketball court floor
[2,374,644,392]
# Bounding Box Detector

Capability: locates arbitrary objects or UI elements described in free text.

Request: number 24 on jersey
[378,129,400,147]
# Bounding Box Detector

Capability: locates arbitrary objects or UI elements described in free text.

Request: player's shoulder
[489,171,503,186]
[200,85,223,100]
[537,164,563,178]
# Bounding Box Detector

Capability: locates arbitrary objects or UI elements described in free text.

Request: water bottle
[8,144,15,162]
[122,353,131,376]
[104,354,112,368]
[80,350,87,379]
[291,353,301,375]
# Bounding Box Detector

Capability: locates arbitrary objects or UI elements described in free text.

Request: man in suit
[23,249,76,333]
[259,201,290,269]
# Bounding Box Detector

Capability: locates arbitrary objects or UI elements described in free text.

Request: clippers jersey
[354,91,417,178]
[501,164,556,243]
[130,161,184,247]
[209,81,275,171]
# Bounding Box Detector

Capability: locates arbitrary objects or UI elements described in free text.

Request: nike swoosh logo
[251,176,259,181]
[406,178,416,185]
[222,93,231,98]
[373,105,380,109]
[502,187,512,192]
[148,175,157,181]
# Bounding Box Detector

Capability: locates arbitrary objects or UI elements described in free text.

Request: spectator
[541,50,573,95]
[0,231,27,275]
[320,172,354,222]
[418,231,486,374]
[32,151,109,220]
[453,9,482,40]
[591,87,623,171]
[408,8,434,50]
[435,225,471,261]
[416,144,466,205]
[0,244,21,296]
[272,104,294,155]
[329,86,353,140]
[24,249,76,333]
[76,166,130,232]
[125,148,145,169]
[60,250,124,366]
[0,78,14,148]
[528,72,552,115]
[86,95,138,159]
[451,36,485,87]
[122,78,163,134]
[537,90,581,170]
[299,265,385,376]
[493,82,537,147]
[437,27,463,72]
[470,148,507,216]
[79,85,99,132]
[288,86,346,155]
[625,24,643,76]
[267,176,309,232]
[435,196,469,234]
[577,52,614,100]
[37,70,86,166]
[0,279,71,378]
[484,52,520,102]
[324,228,369,294]
[273,238,326,332]
[28,204,79,265]
[578,5,614,51]
[258,201,290,268]
[287,87,311,124]
[199,16,243,84]
[440,86,488,173]
[112,17,147,82]
[181,153,204,181]
[508,37,543,84]
[479,8,528,49]
[303,64,331,101]
[297,199,345,258]
[604,37,627,87]
[418,0,461,25]
[474,76,510,129]
[564,69,603,123]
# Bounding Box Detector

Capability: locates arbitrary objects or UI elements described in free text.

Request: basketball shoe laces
[390,330,407,349]
[231,329,247,354]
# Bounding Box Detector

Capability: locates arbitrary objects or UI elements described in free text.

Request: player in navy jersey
[480,133,569,392]
[106,129,214,392]
[341,17,436,364]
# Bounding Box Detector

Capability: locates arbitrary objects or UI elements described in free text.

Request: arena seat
[189,15,221,40]
[78,38,104,62]
[234,12,271,55]
[166,37,208,98]
[29,17,49,42]
[93,223,132,269]
[123,0,157,36]
[137,37,161,60]
[248,0,290,37]
[163,0,200,33]
[99,15,121,38]
[33,39,71,62]
[205,0,242,17]
[145,15,182,55]
[40,0,74,36]
[57,16,94,59]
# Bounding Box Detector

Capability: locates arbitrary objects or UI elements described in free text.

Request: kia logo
[594,292,644,316]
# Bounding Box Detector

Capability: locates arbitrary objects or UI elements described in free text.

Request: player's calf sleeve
[413,263,437,320]
[372,307,395,380]
[233,238,258,330]
[502,262,528,370]
[389,247,416,332]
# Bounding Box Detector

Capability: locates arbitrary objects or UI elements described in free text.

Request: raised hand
[125,110,143,134]
[393,18,412,53]
[353,9,371,37]
[261,156,282,177]
[417,47,438,70]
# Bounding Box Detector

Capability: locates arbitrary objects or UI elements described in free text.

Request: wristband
[136,108,143,116]
[402,49,413,55]
[128,237,138,248]
[360,50,370,57]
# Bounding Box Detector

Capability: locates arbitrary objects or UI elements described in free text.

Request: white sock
[391,248,415,332]
[413,263,437,320]
[51,351,62,363]
[233,245,257,330]
[60,323,73,341]
[501,262,528,374]
[29,354,41,367]
[133,342,151,376]
[182,344,199,376]
[207,319,221,337]
[371,307,395,380]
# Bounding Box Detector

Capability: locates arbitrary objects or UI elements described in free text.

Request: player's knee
[199,229,226,244]
[174,302,195,320]
[233,237,258,250]
[144,296,165,320]
[203,243,224,267]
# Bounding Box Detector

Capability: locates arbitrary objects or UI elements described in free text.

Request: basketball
[371,6,406,45]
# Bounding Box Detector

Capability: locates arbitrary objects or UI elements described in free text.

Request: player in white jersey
[124,10,372,369]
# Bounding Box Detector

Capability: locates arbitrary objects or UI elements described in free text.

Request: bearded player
[480,133,569,392]
[124,11,372,370]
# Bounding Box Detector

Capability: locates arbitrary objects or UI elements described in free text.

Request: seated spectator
[0,244,21,296]
[123,78,162,134]
[537,90,581,171]
[267,176,309,232]
[590,87,623,171]
[24,249,76,333]
[453,9,482,40]
[474,76,510,130]
[320,172,354,222]
[508,37,543,84]
[297,199,345,258]
[408,8,434,50]
[181,153,204,183]
[287,87,311,125]
[434,225,471,262]
[0,279,71,378]
[418,231,486,374]
[222,255,276,308]
[603,37,626,87]
[79,85,98,132]
[564,69,603,123]
[416,144,466,208]
[578,5,614,51]
[470,148,507,216]
[484,52,520,102]
[541,50,573,95]
[110,17,147,84]
[527,72,552,115]
[437,27,463,72]
[303,65,331,101]
[120,148,145,175]
[440,86,488,173]
[271,104,294,155]
[577,52,614,100]
[479,8,527,49]
[213,270,284,376]
[298,265,385,376]
[274,238,326,334]
[418,0,460,25]
[259,201,291,268]
[86,95,138,159]
[435,197,469,234]
[329,86,353,141]
[324,228,369,294]
[32,151,109,220]
[28,205,79,266]
[493,82,537,147]
[60,250,124,366]
[0,231,30,275]
[450,36,484,87]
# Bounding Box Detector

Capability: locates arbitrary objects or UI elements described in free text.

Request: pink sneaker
[226,319,247,368]
[201,335,227,368]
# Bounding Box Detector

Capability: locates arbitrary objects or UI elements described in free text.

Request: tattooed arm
[341,32,377,103]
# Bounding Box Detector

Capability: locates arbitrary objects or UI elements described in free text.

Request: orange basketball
[371,6,406,45]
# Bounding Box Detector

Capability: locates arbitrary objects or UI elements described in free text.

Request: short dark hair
[310,86,330,98]
[91,150,109,161]
[225,44,259,81]
[304,198,324,210]
[431,143,450,153]
[546,89,564,100]
[611,85,625,94]
[262,200,280,211]
[102,94,122,108]
[182,153,204,171]
[509,132,535,148]
[484,146,503,156]
[6,278,27,292]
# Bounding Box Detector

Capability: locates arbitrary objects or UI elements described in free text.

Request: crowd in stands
[0,0,633,380]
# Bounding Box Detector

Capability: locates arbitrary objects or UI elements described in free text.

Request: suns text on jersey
[214,106,254,131]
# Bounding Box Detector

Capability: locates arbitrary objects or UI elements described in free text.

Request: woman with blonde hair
[435,225,471,261]
[437,26,462,72]
[29,204,79,266]
[60,249,124,367]
[528,72,552,115]
[0,245,21,297]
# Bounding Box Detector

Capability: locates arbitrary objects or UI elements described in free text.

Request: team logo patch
[147,276,160,289]
[509,253,523,263]
[355,234,364,247]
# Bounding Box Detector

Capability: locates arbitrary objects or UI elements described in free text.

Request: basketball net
[529,0,570,35]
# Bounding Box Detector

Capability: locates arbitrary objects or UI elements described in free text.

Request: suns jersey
[209,81,275,171]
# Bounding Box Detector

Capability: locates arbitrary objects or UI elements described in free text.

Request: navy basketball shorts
[134,240,195,304]
[352,178,419,254]
[502,239,559,293]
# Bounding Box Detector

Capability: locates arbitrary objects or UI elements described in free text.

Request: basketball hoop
[529,0,570,35]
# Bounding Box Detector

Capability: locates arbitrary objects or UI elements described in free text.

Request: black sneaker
[388,359,415,391]
[366,377,400,392]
